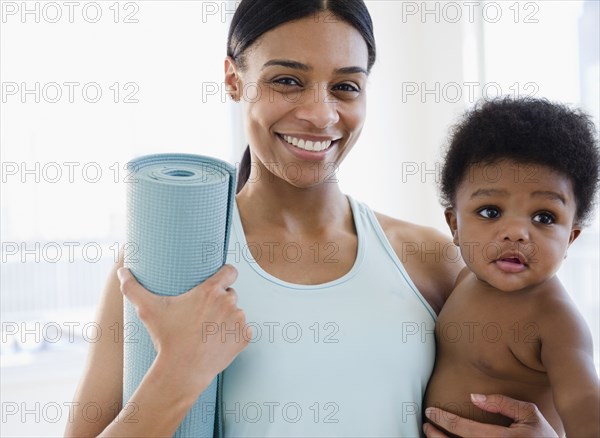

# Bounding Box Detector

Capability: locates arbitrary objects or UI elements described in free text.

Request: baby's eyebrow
[470,188,508,199]
[532,190,566,205]
[469,188,567,205]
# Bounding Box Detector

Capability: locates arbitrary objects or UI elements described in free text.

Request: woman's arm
[64,261,249,437]
[64,259,127,436]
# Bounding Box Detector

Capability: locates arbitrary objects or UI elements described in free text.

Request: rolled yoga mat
[123,153,236,437]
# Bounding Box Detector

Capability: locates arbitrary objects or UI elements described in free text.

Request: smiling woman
[226,0,374,194]
[225,11,369,191]
[65,1,560,437]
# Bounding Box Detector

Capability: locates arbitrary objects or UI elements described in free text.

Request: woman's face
[225,12,369,188]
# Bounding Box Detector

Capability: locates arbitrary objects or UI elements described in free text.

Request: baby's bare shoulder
[534,279,592,341]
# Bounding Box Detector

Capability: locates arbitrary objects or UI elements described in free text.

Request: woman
[65,0,556,436]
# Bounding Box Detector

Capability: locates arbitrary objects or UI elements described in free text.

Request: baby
[424,97,600,437]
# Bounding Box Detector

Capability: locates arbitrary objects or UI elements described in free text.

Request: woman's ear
[224,57,241,102]
[444,207,459,246]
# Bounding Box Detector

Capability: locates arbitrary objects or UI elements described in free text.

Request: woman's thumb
[117,267,152,313]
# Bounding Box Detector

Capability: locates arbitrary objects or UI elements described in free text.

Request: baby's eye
[478,207,500,219]
[533,212,555,225]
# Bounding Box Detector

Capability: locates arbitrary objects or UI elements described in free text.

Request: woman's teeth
[283,135,333,152]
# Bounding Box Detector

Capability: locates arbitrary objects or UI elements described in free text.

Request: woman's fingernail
[425,407,434,418]
[471,393,486,402]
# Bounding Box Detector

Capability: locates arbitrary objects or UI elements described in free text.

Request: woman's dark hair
[440,96,600,225]
[228,0,376,193]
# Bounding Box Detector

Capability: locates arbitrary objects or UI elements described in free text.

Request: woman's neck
[235,179,351,236]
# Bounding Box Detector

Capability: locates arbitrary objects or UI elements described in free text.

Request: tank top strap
[346,195,437,321]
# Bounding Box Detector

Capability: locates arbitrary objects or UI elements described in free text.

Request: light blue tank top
[222,196,436,437]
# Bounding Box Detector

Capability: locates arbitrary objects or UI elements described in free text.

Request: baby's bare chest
[436,284,547,383]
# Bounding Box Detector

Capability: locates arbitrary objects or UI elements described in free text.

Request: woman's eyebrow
[262,59,310,71]
[261,59,368,76]
[336,66,368,76]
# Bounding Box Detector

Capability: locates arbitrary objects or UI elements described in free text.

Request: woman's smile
[279,134,338,152]
[276,133,342,162]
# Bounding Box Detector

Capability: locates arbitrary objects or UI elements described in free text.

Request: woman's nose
[294,85,340,129]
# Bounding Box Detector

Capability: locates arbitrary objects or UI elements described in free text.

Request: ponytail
[236,145,251,193]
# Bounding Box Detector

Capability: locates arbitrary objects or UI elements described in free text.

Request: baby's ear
[568,226,582,247]
[444,207,459,246]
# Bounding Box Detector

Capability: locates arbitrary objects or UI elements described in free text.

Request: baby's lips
[495,258,528,273]
[500,257,523,264]
[497,250,527,266]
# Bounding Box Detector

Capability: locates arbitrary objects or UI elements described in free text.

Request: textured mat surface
[123,153,235,437]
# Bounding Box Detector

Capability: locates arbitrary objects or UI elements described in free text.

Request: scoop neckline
[232,195,365,291]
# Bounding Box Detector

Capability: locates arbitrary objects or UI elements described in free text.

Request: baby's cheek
[521,243,539,261]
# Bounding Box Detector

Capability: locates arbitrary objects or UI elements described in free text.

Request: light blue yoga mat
[123,153,235,437]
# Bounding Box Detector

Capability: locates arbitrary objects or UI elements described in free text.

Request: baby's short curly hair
[440,96,600,225]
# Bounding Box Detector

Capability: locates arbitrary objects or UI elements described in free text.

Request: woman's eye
[333,83,360,93]
[273,77,301,87]
[478,207,500,219]
[533,212,555,224]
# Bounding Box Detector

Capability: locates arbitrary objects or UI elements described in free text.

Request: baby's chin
[473,271,551,294]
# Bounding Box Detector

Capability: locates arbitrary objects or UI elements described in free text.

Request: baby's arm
[540,293,600,438]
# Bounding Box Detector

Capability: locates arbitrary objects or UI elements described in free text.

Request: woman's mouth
[280,134,335,152]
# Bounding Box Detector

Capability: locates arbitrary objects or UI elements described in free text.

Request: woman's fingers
[116,264,248,381]
[225,287,237,298]
[117,265,239,313]
[424,407,460,437]
[425,407,506,437]
[424,394,558,438]
[422,421,450,438]
[470,393,538,422]
[118,264,238,297]
[470,394,557,436]
[199,264,238,293]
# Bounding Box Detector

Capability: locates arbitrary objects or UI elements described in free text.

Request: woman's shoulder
[372,211,464,315]
[373,211,447,244]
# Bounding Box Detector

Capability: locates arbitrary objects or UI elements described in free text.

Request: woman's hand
[423,394,558,438]
[117,264,251,397]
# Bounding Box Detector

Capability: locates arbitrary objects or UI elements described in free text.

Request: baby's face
[446,160,581,292]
